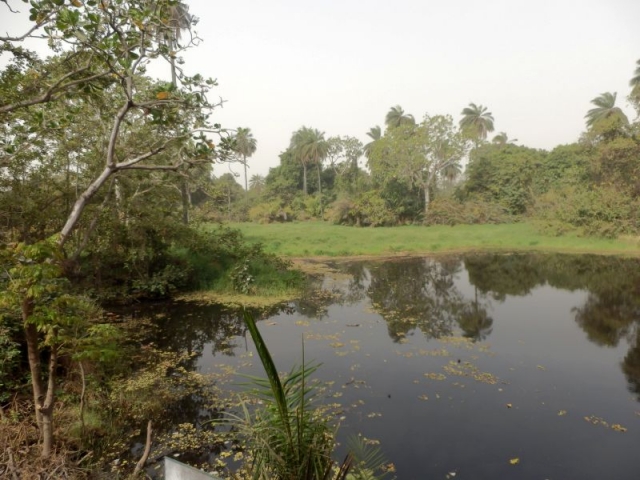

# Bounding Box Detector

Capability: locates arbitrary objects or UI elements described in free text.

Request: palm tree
[459,103,495,148]
[159,2,192,86]
[363,125,382,158]
[290,127,328,196]
[491,132,517,145]
[385,105,415,129]
[585,92,628,128]
[155,2,192,223]
[630,59,640,99]
[233,127,257,191]
[442,162,462,183]
[290,127,329,214]
[249,174,266,192]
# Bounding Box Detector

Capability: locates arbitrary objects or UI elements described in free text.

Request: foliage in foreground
[221,311,391,480]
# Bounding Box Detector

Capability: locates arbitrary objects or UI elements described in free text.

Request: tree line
[235,62,640,235]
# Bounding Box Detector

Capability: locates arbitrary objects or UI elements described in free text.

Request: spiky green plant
[238,310,336,479]
[233,311,392,480]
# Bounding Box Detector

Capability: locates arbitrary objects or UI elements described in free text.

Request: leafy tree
[369,114,467,213]
[460,103,495,148]
[0,0,225,458]
[462,143,545,215]
[585,92,628,129]
[385,105,415,129]
[325,136,363,193]
[233,127,258,191]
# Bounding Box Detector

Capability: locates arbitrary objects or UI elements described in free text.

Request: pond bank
[225,221,640,258]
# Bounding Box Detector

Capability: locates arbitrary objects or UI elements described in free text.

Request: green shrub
[424,196,511,226]
[534,186,640,238]
[328,193,397,227]
[0,325,21,402]
[248,200,294,223]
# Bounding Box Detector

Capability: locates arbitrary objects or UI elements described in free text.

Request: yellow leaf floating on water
[295,320,310,326]
[537,365,547,371]
[418,394,429,401]
[558,410,567,416]
[509,458,520,465]
[611,424,627,432]
[424,373,447,381]
[506,403,513,409]
[330,342,345,348]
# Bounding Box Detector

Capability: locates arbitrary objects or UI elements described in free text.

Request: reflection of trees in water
[464,253,640,402]
[623,330,640,401]
[365,258,468,342]
[457,286,494,342]
[146,302,291,368]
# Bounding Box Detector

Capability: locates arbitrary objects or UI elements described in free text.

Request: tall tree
[385,105,415,129]
[364,125,382,158]
[630,59,640,100]
[162,1,194,224]
[0,0,221,457]
[585,92,629,128]
[459,103,495,148]
[290,127,329,198]
[234,127,258,191]
[369,115,468,213]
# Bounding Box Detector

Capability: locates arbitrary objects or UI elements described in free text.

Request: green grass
[223,221,640,257]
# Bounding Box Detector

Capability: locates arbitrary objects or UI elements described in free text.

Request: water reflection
[151,253,640,405]
[462,254,640,400]
[146,253,640,478]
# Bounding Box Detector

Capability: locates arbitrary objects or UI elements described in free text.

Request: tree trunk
[316,161,323,217]
[24,298,57,457]
[243,154,248,192]
[24,303,43,429]
[170,55,177,88]
[302,163,308,195]
[40,344,57,457]
[424,182,430,215]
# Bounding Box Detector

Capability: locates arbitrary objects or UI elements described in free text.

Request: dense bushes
[534,186,640,238]
[328,192,398,227]
[424,196,511,226]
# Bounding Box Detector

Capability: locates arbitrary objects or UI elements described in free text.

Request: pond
[148,253,640,480]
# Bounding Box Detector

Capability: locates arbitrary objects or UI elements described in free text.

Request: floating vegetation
[424,373,447,381]
[443,360,499,385]
[584,415,628,432]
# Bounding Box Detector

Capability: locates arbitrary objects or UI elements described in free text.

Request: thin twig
[133,420,153,475]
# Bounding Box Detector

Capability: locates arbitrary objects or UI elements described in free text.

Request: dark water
[152,254,640,480]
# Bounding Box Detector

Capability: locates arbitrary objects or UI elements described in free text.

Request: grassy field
[224,221,640,258]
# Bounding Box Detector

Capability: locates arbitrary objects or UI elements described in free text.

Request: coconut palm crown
[459,103,495,144]
[585,92,628,128]
[385,105,415,129]
[234,127,257,191]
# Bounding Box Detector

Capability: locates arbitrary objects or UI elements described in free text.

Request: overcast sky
[2,0,640,183]
[182,0,640,181]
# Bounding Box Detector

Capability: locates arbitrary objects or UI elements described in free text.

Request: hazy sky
[2,0,640,183]
[181,0,640,181]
